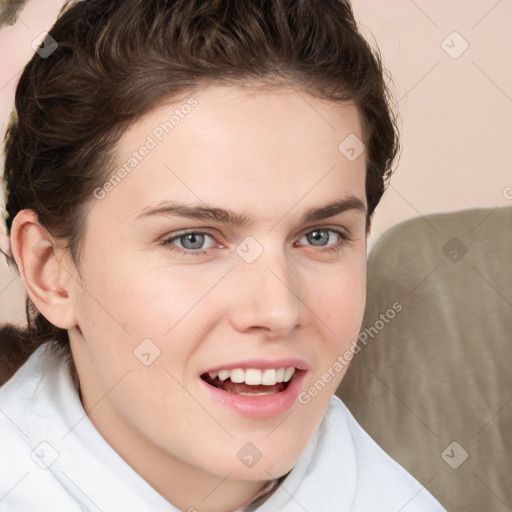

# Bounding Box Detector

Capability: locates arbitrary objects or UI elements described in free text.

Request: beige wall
[1,0,511,325]
[350,0,512,246]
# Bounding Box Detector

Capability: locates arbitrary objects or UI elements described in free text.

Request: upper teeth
[207,367,296,385]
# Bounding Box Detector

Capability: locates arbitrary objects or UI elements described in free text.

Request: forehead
[93,83,366,225]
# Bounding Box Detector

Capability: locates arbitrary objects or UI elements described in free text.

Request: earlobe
[10,209,78,330]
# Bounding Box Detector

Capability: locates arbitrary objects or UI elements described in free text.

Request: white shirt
[0,343,445,511]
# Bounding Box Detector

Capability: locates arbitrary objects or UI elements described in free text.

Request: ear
[10,209,78,330]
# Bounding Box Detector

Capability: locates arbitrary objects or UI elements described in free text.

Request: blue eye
[162,231,215,256]
[299,228,347,250]
[161,227,349,257]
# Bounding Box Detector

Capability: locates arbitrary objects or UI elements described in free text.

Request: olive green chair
[336,206,512,512]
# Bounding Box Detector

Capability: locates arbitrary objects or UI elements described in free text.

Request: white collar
[0,343,444,511]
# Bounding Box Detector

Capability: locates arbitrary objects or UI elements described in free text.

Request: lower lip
[199,370,307,419]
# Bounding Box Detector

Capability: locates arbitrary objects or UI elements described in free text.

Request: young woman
[0,1,445,510]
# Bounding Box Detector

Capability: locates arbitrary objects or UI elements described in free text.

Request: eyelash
[161,227,350,257]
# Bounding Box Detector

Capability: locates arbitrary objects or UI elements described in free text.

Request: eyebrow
[134,196,366,226]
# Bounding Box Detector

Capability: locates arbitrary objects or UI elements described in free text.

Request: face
[67,83,367,497]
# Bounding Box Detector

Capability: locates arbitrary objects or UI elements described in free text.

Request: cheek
[302,251,366,402]
[315,254,366,342]
[71,255,202,431]
[72,247,227,386]
[74,246,197,336]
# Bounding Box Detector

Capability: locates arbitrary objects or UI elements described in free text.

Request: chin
[224,457,297,482]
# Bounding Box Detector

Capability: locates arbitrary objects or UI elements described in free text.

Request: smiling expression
[65,82,368,502]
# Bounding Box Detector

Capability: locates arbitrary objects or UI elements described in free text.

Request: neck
[82,393,275,512]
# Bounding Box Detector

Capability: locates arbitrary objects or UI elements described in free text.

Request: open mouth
[200,367,297,396]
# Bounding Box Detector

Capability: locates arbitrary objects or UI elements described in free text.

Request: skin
[11,83,368,512]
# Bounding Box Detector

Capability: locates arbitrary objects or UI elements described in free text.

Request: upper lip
[201,358,309,374]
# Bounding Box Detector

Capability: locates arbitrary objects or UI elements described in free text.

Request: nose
[228,244,304,338]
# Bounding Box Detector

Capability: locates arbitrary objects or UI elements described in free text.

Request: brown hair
[0,0,399,387]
